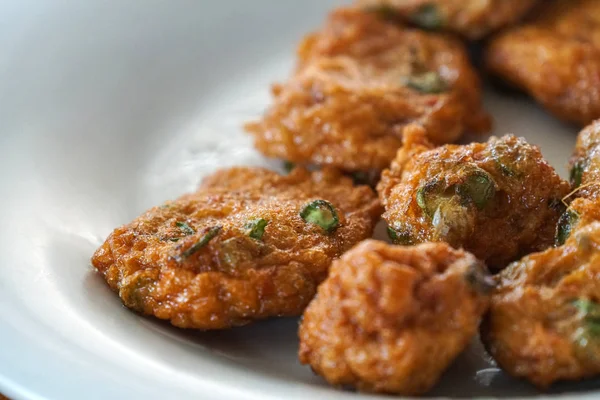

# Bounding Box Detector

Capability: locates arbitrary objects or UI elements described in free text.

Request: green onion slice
[300,200,340,233]
[456,168,496,210]
[556,209,579,246]
[182,226,222,258]
[244,218,269,240]
[404,71,447,94]
[176,221,195,236]
[570,160,585,189]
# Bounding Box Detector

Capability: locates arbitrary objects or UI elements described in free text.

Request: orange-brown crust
[486,0,600,126]
[91,167,381,330]
[246,8,490,173]
[357,0,537,39]
[298,240,490,395]
[377,131,570,270]
[483,205,600,388]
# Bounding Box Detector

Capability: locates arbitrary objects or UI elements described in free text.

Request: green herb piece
[244,218,269,240]
[404,71,447,94]
[300,200,340,233]
[556,209,579,246]
[176,221,195,236]
[410,4,443,30]
[456,169,496,210]
[387,226,412,245]
[283,161,295,173]
[416,180,445,217]
[169,238,180,242]
[182,226,222,258]
[570,160,585,189]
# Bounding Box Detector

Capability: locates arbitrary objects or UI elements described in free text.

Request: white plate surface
[0,1,599,399]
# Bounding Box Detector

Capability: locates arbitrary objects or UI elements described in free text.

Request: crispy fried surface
[570,120,600,200]
[483,205,600,388]
[486,0,600,126]
[246,8,490,173]
[378,129,570,270]
[298,240,491,395]
[357,0,537,39]
[91,167,381,330]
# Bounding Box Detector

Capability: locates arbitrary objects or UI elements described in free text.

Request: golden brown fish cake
[377,128,570,270]
[298,240,491,395]
[245,8,491,173]
[486,0,600,126]
[91,167,381,330]
[357,0,538,39]
[569,120,600,200]
[483,203,600,388]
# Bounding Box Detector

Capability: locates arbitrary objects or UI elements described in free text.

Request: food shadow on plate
[72,231,600,397]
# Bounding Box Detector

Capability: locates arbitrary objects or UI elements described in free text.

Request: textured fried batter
[246,8,490,173]
[357,0,537,39]
[378,128,570,270]
[569,120,600,200]
[486,0,600,126]
[91,167,381,330]
[483,202,600,388]
[298,240,491,395]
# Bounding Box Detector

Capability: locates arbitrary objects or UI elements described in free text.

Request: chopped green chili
[300,200,340,233]
[456,169,496,210]
[556,209,579,246]
[176,221,195,236]
[409,4,443,30]
[182,226,222,258]
[404,71,447,94]
[244,218,269,240]
[570,160,585,189]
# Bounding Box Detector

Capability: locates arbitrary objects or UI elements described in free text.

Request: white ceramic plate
[1,1,599,399]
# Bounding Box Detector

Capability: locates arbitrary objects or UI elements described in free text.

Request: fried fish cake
[245,8,490,173]
[569,120,600,200]
[486,0,600,126]
[91,167,381,330]
[483,208,600,388]
[377,128,570,270]
[357,0,538,39]
[298,240,491,395]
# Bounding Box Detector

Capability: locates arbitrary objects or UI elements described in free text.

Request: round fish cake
[377,127,570,270]
[486,0,600,126]
[483,212,600,388]
[245,8,490,173]
[91,167,381,330]
[298,240,492,395]
[357,0,538,39]
[569,120,600,200]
